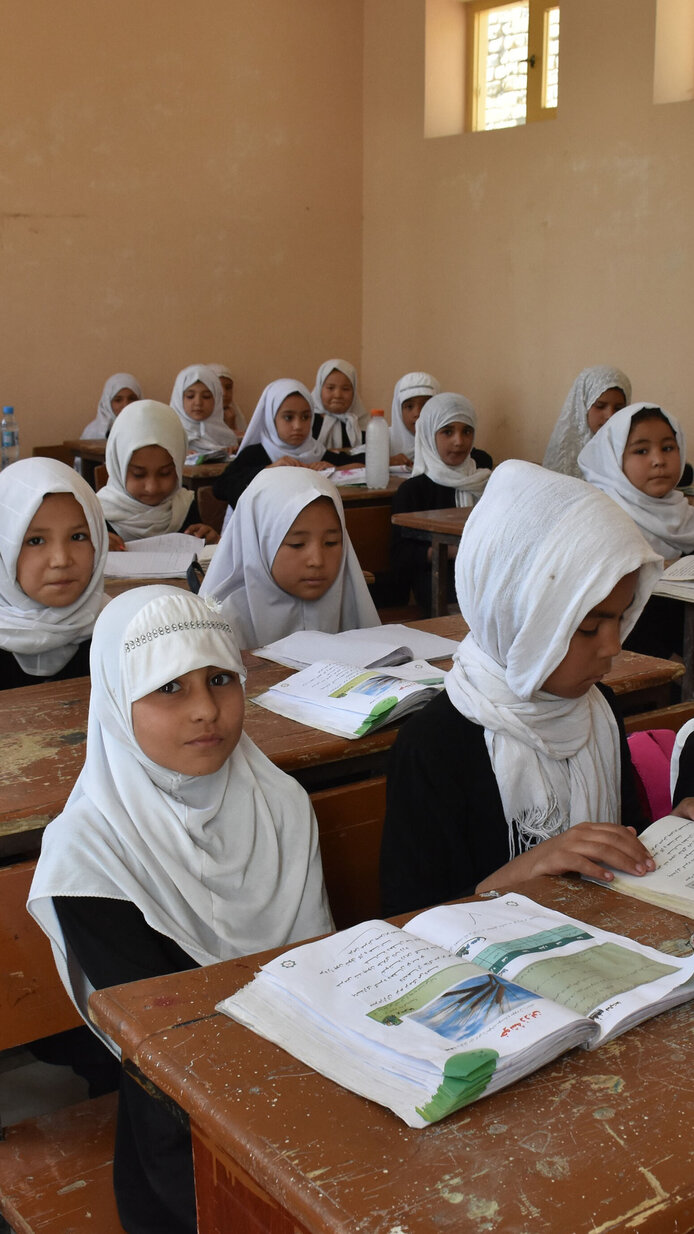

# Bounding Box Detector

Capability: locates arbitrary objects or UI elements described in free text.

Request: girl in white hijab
[389,371,440,463]
[28,585,332,1233]
[380,461,694,917]
[208,362,247,434]
[543,365,631,478]
[201,468,379,648]
[310,358,368,450]
[81,372,142,439]
[170,363,238,454]
[0,458,108,689]
[96,400,218,544]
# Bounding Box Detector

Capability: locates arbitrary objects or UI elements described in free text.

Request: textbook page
[588,814,694,917]
[252,624,459,670]
[105,533,198,579]
[408,894,694,1046]
[653,556,694,600]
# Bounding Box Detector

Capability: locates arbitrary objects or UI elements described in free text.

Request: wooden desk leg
[192,1128,312,1234]
[431,538,448,618]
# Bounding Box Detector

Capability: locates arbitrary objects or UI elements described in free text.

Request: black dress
[212,443,356,509]
[0,639,91,691]
[380,685,646,919]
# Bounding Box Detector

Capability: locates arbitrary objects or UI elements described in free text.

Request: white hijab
[543,365,632,479]
[390,372,440,459]
[310,358,367,449]
[201,468,379,648]
[578,403,694,559]
[28,586,333,1045]
[237,378,325,463]
[446,461,662,859]
[96,400,194,540]
[170,364,238,452]
[412,393,490,507]
[0,458,108,676]
[208,363,247,433]
[81,372,142,439]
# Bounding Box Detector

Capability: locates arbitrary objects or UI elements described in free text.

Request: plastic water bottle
[1,407,19,469]
[365,409,390,489]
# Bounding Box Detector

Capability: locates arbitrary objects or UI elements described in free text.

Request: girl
[0,458,107,689]
[170,364,238,454]
[28,586,333,1234]
[391,393,492,615]
[310,358,368,450]
[208,362,247,435]
[579,403,694,658]
[81,372,142,439]
[542,364,631,478]
[389,371,440,465]
[201,468,379,648]
[381,460,694,919]
[96,400,219,544]
[212,378,356,511]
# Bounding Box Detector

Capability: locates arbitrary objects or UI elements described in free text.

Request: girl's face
[16,492,94,608]
[111,387,138,417]
[622,416,681,497]
[401,395,431,435]
[131,665,244,776]
[218,375,234,411]
[435,420,474,466]
[183,381,215,422]
[275,394,312,447]
[541,571,637,699]
[586,387,627,435]
[271,497,343,600]
[321,370,353,415]
[126,445,178,506]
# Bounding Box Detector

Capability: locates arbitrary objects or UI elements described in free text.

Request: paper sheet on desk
[252,625,458,670]
[105,533,199,578]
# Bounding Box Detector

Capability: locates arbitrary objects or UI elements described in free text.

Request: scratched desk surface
[90,876,694,1234]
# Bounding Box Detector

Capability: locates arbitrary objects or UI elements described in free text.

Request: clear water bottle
[1,406,19,469]
[365,408,390,489]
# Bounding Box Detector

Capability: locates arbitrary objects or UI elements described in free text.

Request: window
[466,1,560,132]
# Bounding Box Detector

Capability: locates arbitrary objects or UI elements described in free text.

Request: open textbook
[218,893,694,1128]
[252,660,443,738]
[252,624,459,671]
[653,556,694,601]
[589,814,694,917]
[105,533,199,579]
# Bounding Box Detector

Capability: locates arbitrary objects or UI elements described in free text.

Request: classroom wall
[2,1,363,455]
[361,0,694,464]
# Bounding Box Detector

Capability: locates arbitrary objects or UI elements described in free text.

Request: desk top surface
[90,875,694,1234]
[391,506,473,535]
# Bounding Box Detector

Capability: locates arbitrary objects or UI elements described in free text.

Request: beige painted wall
[362,0,694,464]
[2,1,363,454]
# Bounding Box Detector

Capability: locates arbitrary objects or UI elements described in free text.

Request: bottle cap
[2,406,14,415]
[369,408,385,416]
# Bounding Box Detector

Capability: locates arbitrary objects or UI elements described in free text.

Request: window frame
[464,0,559,132]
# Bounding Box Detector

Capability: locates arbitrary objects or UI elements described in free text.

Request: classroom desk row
[0,613,684,861]
[89,874,694,1234]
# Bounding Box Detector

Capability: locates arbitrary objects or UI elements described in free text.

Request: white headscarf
[446,461,662,859]
[0,458,108,676]
[310,358,367,449]
[237,379,325,463]
[201,468,379,648]
[170,364,238,452]
[389,372,440,459]
[543,365,632,479]
[28,586,333,1045]
[208,363,247,433]
[412,392,490,507]
[96,401,194,540]
[81,372,142,439]
[578,403,694,559]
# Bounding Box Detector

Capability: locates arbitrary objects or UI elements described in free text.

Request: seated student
[170,363,238,454]
[543,365,630,479]
[381,460,694,919]
[310,358,368,450]
[390,392,492,615]
[81,372,142,439]
[212,378,355,511]
[96,400,219,546]
[28,586,332,1234]
[389,371,440,465]
[201,468,379,648]
[208,362,247,435]
[0,458,107,690]
[579,402,694,659]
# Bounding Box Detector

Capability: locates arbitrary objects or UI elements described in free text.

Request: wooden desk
[339,476,404,576]
[90,876,694,1234]
[391,507,472,616]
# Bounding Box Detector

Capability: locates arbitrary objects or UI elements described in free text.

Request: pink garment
[627,730,676,823]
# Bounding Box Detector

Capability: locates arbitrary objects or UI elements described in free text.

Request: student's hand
[390,453,411,467]
[108,532,126,552]
[268,457,304,468]
[475,822,655,894]
[671,797,694,821]
[185,523,219,544]
[307,461,334,471]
